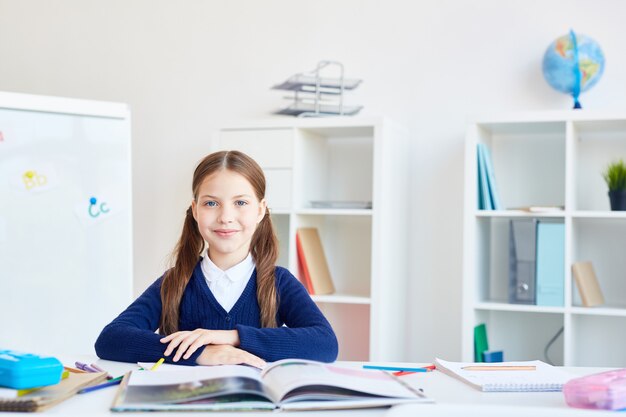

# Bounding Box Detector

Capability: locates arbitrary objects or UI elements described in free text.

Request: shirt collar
[201,253,255,283]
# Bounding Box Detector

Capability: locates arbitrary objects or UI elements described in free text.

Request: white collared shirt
[200,253,255,313]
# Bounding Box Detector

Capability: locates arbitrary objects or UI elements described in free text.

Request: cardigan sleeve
[94,277,201,366]
[236,268,339,362]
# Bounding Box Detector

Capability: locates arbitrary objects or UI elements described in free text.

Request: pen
[77,376,123,394]
[461,365,536,371]
[393,371,416,376]
[362,365,432,372]
[150,358,165,371]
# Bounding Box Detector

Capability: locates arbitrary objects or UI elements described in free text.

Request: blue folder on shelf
[536,221,565,307]
[476,144,501,210]
[480,144,502,210]
[477,144,493,210]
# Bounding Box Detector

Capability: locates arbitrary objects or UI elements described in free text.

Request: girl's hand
[197,345,266,369]
[160,329,240,362]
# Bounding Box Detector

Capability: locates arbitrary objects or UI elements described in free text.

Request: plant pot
[608,190,626,211]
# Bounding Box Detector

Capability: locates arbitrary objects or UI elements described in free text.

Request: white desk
[3,356,617,416]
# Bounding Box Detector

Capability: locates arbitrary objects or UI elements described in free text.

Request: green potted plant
[602,159,626,211]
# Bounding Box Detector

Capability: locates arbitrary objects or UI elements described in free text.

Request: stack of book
[476,143,501,210]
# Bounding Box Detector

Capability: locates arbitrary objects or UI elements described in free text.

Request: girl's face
[191,169,266,270]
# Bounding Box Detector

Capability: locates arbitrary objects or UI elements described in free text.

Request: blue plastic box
[0,350,63,389]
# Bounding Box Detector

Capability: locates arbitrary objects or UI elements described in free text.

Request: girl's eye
[204,201,218,207]
[235,200,248,207]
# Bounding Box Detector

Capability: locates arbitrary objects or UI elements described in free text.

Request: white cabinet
[463,111,626,367]
[216,117,409,361]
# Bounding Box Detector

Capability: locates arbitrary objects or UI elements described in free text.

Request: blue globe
[542,30,605,109]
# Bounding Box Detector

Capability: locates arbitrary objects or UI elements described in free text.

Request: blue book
[535,222,565,306]
[477,144,493,210]
[479,144,502,210]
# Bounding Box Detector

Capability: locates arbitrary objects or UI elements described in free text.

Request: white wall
[2,0,625,362]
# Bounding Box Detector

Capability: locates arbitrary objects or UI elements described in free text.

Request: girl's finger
[164,332,190,356]
[173,333,202,362]
[159,333,178,343]
[183,335,211,360]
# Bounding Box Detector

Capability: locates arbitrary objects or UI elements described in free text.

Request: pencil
[77,376,123,394]
[461,365,536,371]
[362,365,432,372]
[150,358,165,371]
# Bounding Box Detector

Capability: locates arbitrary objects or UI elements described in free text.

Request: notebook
[0,370,107,412]
[435,358,574,392]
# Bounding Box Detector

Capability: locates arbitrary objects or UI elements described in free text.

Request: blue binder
[536,222,565,306]
[479,144,502,210]
[509,219,538,304]
[477,144,493,210]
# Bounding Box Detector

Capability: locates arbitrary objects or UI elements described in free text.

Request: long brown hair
[159,150,279,334]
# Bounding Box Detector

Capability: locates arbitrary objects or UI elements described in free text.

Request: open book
[435,358,574,392]
[111,359,431,412]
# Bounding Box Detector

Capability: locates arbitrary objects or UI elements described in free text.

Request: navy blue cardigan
[95,261,338,365]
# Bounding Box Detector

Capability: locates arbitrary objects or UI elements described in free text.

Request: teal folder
[477,144,493,210]
[535,222,565,306]
[479,144,502,210]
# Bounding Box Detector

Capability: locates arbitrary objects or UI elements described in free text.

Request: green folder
[474,324,489,363]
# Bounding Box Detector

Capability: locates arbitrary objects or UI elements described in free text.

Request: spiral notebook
[435,358,574,392]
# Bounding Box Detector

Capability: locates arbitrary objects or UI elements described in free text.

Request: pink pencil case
[563,368,626,410]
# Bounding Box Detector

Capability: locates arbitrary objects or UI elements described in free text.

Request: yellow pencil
[150,358,165,371]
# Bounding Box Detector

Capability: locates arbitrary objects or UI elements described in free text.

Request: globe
[542,30,605,109]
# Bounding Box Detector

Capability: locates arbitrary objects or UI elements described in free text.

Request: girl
[95,150,338,367]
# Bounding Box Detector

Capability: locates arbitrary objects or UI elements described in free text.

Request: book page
[435,358,574,392]
[122,365,272,406]
[261,359,421,403]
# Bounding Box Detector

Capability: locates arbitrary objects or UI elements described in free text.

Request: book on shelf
[476,144,492,210]
[508,218,538,305]
[476,143,501,210]
[479,144,502,210]
[435,358,573,392]
[572,261,605,307]
[295,228,335,295]
[111,359,432,412]
[295,232,314,294]
[535,221,565,307]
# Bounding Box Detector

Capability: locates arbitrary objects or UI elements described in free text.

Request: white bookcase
[463,111,626,367]
[215,117,409,361]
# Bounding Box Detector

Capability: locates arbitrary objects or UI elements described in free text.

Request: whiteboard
[0,91,132,356]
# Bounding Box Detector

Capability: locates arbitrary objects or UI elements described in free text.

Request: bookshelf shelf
[570,306,626,317]
[474,302,565,314]
[463,112,626,368]
[311,294,371,305]
[475,211,565,218]
[294,209,373,216]
[216,117,409,362]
